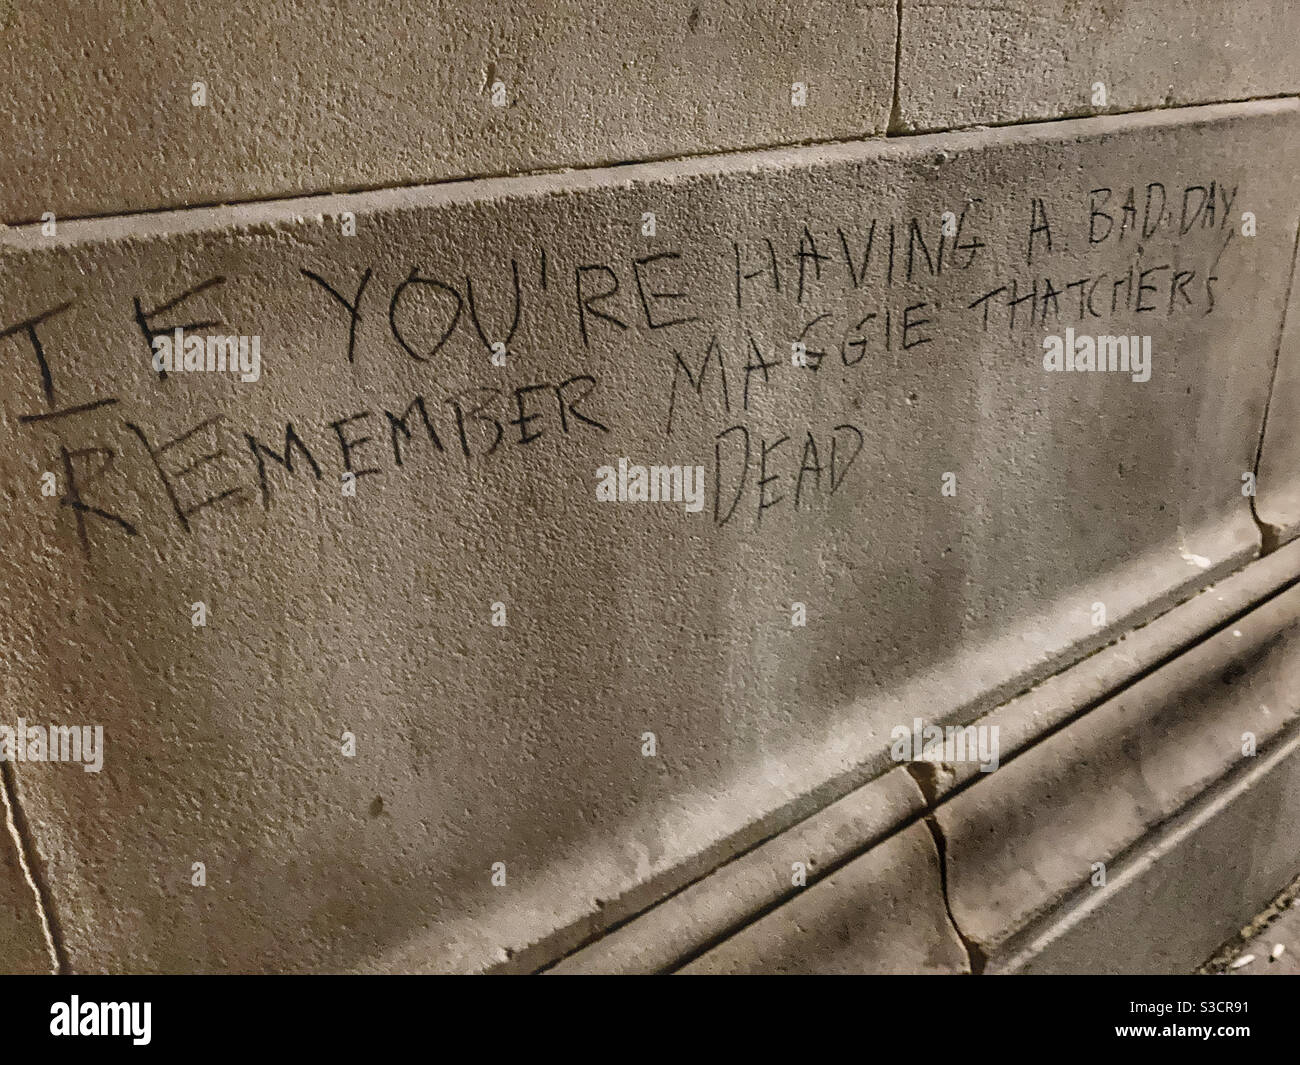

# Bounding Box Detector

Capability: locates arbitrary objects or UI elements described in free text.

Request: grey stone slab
[0,101,1294,972]
[897,0,1300,132]
[1000,726,1300,974]
[0,0,897,223]
[678,821,969,974]
[941,578,1300,966]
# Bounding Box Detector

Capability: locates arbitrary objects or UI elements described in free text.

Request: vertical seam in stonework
[1251,215,1300,554]
[920,810,985,974]
[1,761,69,972]
[888,0,905,134]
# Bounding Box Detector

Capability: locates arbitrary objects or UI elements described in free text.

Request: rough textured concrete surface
[548,766,924,973]
[1001,727,1300,975]
[0,101,1295,973]
[941,579,1300,967]
[0,779,56,973]
[897,0,1300,132]
[678,821,968,974]
[1254,232,1300,547]
[0,0,896,223]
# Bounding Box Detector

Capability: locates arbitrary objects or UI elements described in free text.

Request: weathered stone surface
[897,0,1300,132]
[940,578,1300,965]
[0,0,896,223]
[0,781,56,973]
[0,101,1293,972]
[678,821,968,974]
[922,538,1300,802]
[1254,233,1300,547]
[548,766,924,973]
[1001,726,1300,975]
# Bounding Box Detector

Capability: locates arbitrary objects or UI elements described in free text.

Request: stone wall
[2,1,1299,973]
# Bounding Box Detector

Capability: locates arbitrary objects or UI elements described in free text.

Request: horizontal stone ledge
[550,544,1300,973]
[676,820,970,974]
[917,536,1300,803]
[1,99,1296,974]
[564,541,1300,972]
[939,577,1300,967]
[998,725,1300,974]
[546,766,925,973]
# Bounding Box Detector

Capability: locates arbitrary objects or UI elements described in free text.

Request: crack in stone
[1250,214,1300,556]
[922,810,986,975]
[1,760,67,972]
